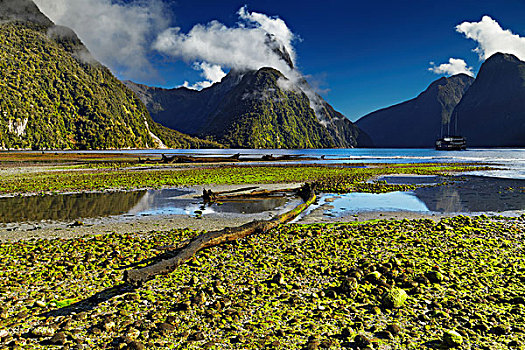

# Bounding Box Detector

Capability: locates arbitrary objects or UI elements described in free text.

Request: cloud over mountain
[153,6,297,88]
[33,0,170,80]
[457,15,525,61]
[430,16,525,77]
[182,62,226,90]
[429,58,473,77]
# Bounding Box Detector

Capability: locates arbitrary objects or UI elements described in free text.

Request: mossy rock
[443,329,463,347]
[382,287,408,308]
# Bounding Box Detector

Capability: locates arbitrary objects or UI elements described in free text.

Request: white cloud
[182,62,226,90]
[33,0,170,80]
[429,58,474,76]
[237,6,296,65]
[456,15,525,61]
[153,6,332,121]
[153,6,297,79]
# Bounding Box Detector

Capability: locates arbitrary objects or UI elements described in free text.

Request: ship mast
[454,111,458,136]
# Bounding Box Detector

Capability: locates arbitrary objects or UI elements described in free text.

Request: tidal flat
[0,154,524,349]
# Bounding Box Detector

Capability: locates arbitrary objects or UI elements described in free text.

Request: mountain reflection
[127,189,290,216]
[212,197,289,214]
[0,188,290,224]
[0,191,147,223]
[414,176,525,213]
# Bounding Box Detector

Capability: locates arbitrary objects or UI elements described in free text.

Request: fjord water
[88,148,525,179]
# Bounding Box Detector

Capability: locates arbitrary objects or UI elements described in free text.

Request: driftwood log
[202,186,261,202]
[124,183,316,285]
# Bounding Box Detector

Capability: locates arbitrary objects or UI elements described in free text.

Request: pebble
[126,340,145,350]
[387,323,401,335]
[48,332,66,345]
[34,300,46,308]
[30,326,55,338]
[354,334,372,347]
[443,329,463,347]
[157,322,175,334]
[272,272,285,285]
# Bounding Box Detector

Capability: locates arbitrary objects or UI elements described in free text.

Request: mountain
[450,53,525,147]
[126,68,368,149]
[0,0,219,149]
[355,74,474,148]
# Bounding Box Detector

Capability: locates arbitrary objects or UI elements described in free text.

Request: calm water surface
[0,189,295,224]
[309,175,525,218]
[55,148,525,179]
[0,175,522,226]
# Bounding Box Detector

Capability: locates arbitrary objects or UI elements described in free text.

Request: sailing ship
[435,112,466,150]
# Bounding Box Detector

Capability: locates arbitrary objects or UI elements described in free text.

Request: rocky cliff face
[355,74,474,148]
[450,53,525,147]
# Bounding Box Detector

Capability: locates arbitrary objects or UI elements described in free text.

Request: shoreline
[1,208,522,242]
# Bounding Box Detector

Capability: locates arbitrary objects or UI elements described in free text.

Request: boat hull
[435,136,467,151]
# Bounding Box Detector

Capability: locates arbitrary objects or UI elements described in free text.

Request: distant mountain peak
[450,52,525,147]
[356,74,474,147]
[127,65,366,148]
[485,52,521,63]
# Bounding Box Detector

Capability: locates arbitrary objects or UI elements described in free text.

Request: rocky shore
[1,215,524,349]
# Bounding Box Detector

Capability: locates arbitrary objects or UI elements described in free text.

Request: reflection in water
[1,175,521,224]
[322,192,429,214]
[316,175,525,217]
[376,175,441,186]
[128,190,290,216]
[0,191,147,223]
[0,188,291,224]
[414,176,525,213]
[210,197,289,214]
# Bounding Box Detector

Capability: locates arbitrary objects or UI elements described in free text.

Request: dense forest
[0,20,220,149]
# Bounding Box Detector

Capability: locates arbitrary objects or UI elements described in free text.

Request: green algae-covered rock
[426,270,444,283]
[366,271,381,281]
[382,287,408,308]
[354,334,372,347]
[443,329,463,347]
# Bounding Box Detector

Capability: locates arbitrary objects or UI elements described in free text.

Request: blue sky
[35,0,525,122]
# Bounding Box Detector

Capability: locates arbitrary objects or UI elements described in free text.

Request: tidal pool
[0,189,293,225]
[306,175,525,218]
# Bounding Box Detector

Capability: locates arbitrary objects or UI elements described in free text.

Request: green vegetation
[205,68,364,148]
[0,21,220,150]
[0,163,488,195]
[1,215,523,348]
[205,68,342,148]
